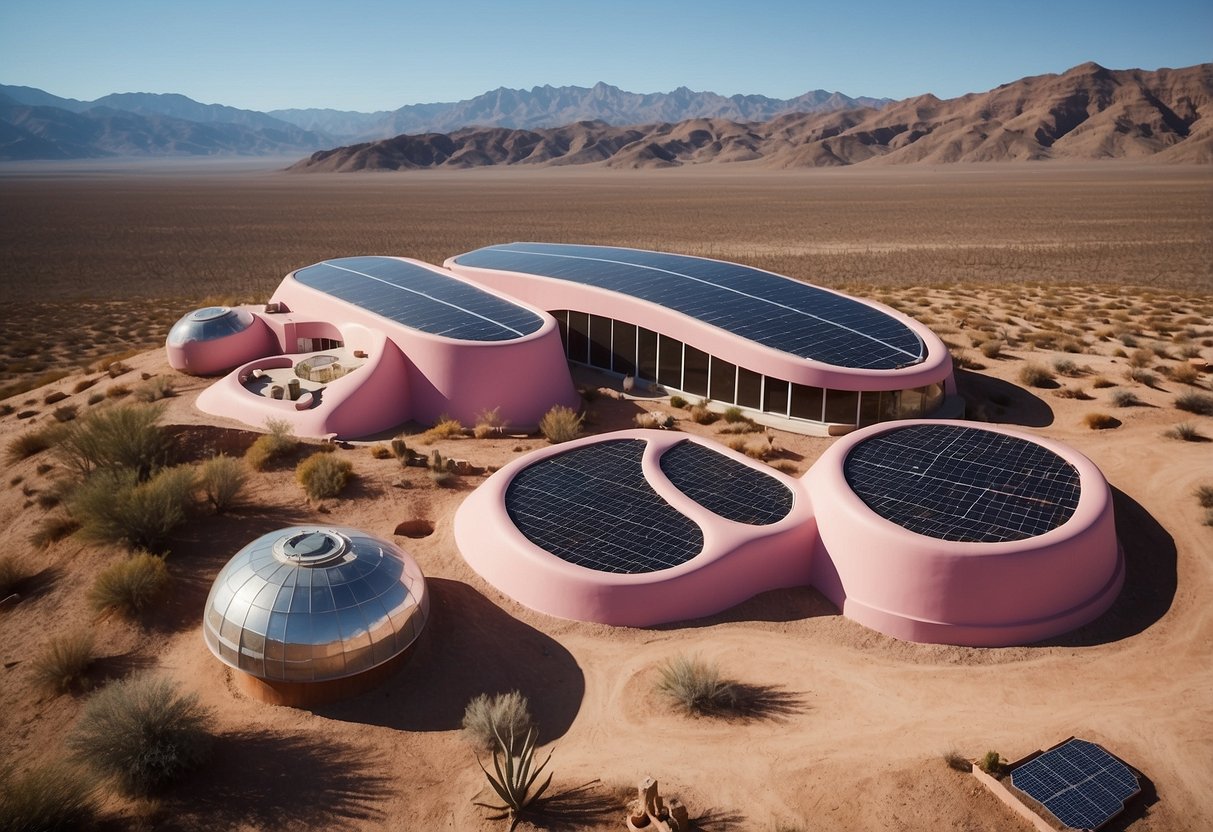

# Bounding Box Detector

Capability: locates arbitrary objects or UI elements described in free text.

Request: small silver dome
[203,526,429,684]
[167,306,256,346]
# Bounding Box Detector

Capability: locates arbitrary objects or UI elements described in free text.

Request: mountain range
[0,82,887,161]
[291,63,1212,171]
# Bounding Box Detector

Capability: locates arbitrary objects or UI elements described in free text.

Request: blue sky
[1,0,1209,112]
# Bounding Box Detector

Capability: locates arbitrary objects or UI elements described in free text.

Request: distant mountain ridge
[290,63,1213,171]
[0,81,890,160]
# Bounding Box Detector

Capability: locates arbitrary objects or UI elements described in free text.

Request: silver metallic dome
[203,526,429,684]
[167,306,257,346]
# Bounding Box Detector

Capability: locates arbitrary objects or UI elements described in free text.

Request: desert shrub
[688,404,718,425]
[1084,412,1119,430]
[31,514,80,548]
[0,760,98,832]
[69,674,213,795]
[1110,390,1141,407]
[53,404,78,422]
[31,630,95,694]
[1195,484,1213,508]
[73,377,100,394]
[1171,363,1200,385]
[88,552,169,617]
[943,749,972,773]
[634,412,675,430]
[54,403,172,481]
[69,467,195,552]
[1126,367,1157,387]
[105,361,131,378]
[949,349,983,370]
[722,406,747,423]
[44,390,68,405]
[474,406,505,438]
[978,751,1003,776]
[462,691,534,751]
[105,384,130,399]
[978,340,1003,359]
[1091,376,1115,389]
[86,392,104,406]
[718,417,761,434]
[1128,348,1155,368]
[1164,423,1204,442]
[244,418,297,471]
[769,460,799,475]
[1018,363,1055,388]
[419,417,464,444]
[429,469,458,488]
[0,555,29,597]
[4,423,60,463]
[655,655,738,715]
[1175,392,1213,416]
[539,405,583,444]
[369,443,394,459]
[1055,386,1091,400]
[1052,358,1079,377]
[296,453,353,500]
[197,454,247,512]
[668,395,688,409]
[134,376,175,402]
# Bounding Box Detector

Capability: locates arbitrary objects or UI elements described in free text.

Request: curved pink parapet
[803,420,1124,646]
[454,429,816,627]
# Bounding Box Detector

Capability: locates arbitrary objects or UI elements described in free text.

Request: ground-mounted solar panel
[1010,739,1140,831]
[659,440,794,525]
[293,256,544,342]
[504,439,704,574]
[451,243,925,369]
[842,423,1081,543]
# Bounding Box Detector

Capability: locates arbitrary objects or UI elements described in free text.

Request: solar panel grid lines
[451,242,926,369]
[1010,739,1140,831]
[292,256,545,342]
[658,440,795,525]
[504,439,705,574]
[842,424,1082,543]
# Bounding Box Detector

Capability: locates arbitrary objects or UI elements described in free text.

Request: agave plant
[473,724,553,830]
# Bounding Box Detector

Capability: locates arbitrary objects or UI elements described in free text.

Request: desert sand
[0,165,1210,831]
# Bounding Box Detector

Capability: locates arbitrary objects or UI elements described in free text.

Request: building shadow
[650,585,837,631]
[151,730,392,831]
[313,578,584,744]
[955,368,1054,427]
[1038,487,1176,647]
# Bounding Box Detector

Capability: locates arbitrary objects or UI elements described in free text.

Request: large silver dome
[167,306,257,346]
[203,526,429,684]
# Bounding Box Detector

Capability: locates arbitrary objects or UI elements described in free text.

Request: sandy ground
[1,288,1211,831]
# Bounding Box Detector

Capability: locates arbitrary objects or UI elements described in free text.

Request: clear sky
[1,0,1209,112]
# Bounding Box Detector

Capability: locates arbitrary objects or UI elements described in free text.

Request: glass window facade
[551,310,945,428]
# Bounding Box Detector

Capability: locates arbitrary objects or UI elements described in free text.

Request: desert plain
[0,160,1211,831]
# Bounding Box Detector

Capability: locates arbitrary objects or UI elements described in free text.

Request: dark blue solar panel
[1011,739,1139,831]
[504,439,704,574]
[843,424,1081,543]
[659,440,794,525]
[451,243,925,369]
[293,256,544,342]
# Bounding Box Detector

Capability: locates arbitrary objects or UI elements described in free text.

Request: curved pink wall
[803,420,1124,646]
[165,311,278,376]
[444,252,955,395]
[454,429,816,627]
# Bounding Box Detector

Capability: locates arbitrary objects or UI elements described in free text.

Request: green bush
[462,691,534,752]
[69,674,213,795]
[655,655,738,715]
[1175,392,1213,416]
[722,406,747,423]
[53,403,172,481]
[296,452,353,500]
[668,395,688,409]
[88,552,169,618]
[31,630,95,695]
[244,419,298,471]
[197,454,247,512]
[978,751,1003,775]
[69,466,195,552]
[539,405,583,444]
[0,760,98,832]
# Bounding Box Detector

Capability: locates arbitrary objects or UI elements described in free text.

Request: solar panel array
[452,243,925,369]
[293,256,544,341]
[1011,739,1139,831]
[842,424,1081,543]
[659,440,794,525]
[505,439,704,574]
